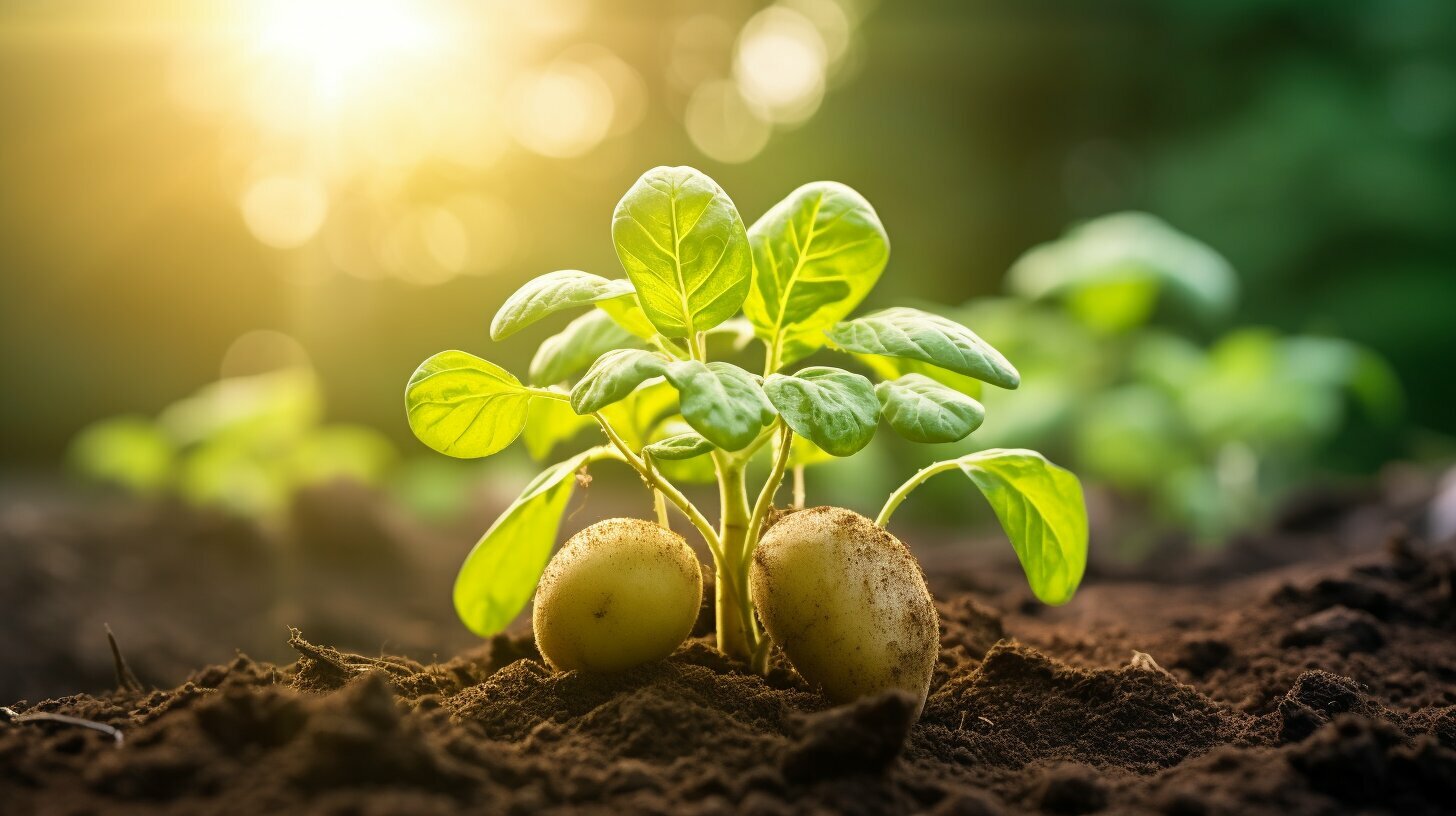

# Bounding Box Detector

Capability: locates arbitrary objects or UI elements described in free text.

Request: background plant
[406,166,1088,665]
[71,366,398,519]
[928,213,1404,546]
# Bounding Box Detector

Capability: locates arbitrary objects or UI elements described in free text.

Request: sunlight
[251,0,447,106]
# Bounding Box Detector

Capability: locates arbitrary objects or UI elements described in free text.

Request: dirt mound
[3,533,1455,815]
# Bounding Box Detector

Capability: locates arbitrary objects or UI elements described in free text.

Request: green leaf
[829,307,1020,390]
[644,431,713,461]
[876,374,985,443]
[957,449,1087,605]
[599,380,680,450]
[69,416,176,493]
[650,419,719,484]
[490,270,635,340]
[529,309,645,386]
[763,366,879,457]
[522,396,594,460]
[743,182,889,367]
[595,294,659,339]
[290,424,397,486]
[406,351,532,459]
[611,166,752,337]
[453,449,607,637]
[1007,212,1237,323]
[788,433,835,469]
[663,360,776,451]
[853,353,983,398]
[569,349,668,414]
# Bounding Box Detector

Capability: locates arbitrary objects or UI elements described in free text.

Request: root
[105,624,143,693]
[1,707,124,747]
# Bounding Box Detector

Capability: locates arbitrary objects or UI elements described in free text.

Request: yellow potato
[534,518,703,673]
[751,506,939,712]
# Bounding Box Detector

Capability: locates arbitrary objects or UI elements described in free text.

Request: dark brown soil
[2,481,1455,814]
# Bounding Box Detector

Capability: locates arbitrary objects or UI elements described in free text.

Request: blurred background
[2,0,1454,698]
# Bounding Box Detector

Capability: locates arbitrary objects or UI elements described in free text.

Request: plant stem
[745,421,792,568]
[875,459,965,528]
[592,414,719,555]
[713,452,761,662]
[792,465,805,509]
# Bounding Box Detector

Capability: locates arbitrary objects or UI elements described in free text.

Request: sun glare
[251,0,445,105]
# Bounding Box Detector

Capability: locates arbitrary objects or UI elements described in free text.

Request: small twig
[6,711,124,747]
[105,624,143,693]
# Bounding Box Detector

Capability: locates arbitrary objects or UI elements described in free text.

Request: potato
[750,506,939,712]
[534,518,703,673]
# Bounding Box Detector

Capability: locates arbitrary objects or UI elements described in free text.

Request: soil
[2,476,1455,815]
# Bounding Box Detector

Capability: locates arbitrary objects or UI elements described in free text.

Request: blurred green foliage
[70,368,398,518]
[934,214,1404,543]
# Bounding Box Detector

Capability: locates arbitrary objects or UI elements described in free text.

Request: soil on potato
[2,480,1455,815]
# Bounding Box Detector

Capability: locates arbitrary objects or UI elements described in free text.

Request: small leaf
[570,349,668,414]
[663,360,776,451]
[763,366,879,457]
[599,380,680,450]
[788,433,835,469]
[644,431,713,461]
[612,166,752,337]
[957,449,1087,605]
[854,353,982,398]
[453,449,606,636]
[406,351,531,458]
[829,307,1020,390]
[876,374,985,443]
[529,310,645,386]
[491,270,636,340]
[595,294,658,339]
[651,419,720,484]
[522,396,594,461]
[743,182,889,367]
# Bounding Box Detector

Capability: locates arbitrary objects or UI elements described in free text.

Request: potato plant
[405,166,1088,672]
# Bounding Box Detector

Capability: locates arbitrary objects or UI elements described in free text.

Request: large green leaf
[453,448,609,636]
[611,166,751,337]
[876,374,985,443]
[490,270,635,340]
[405,351,531,458]
[530,309,645,386]
[957,449,1087,605]
[569,349,668,414]
[763,366,879,457]
[663,360,776,451]
[743,182,889,368]
[829,307,1020,390]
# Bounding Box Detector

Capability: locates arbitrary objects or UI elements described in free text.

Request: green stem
[642,453,671,529]
[593,414,720,556]
[745,421,792,567]
[713,452,761,662]
[875,459,965,528]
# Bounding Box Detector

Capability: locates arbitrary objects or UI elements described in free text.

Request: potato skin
[534,518,703,673]
[750,507,939,712]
